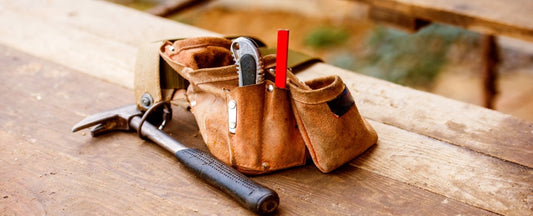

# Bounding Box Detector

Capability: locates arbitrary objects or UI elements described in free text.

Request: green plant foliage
[304,27,349,49]
[339,24,477,87]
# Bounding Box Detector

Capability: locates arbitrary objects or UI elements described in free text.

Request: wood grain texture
[0,0,532,215]
[353,0,533,42]
[0,0,530,169]
[0,0,218,89]
[0,45,498,215]
[355,120,533,215]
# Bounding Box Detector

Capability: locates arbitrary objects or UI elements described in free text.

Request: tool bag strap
[134,37,321,111]
[134,41,188,111]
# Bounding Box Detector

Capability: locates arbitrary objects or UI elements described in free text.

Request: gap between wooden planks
[0,0,531,215]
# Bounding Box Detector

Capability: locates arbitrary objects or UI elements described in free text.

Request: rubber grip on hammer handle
[175,148,279,214]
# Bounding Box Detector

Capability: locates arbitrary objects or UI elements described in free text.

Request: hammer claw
[71,103,279,214]
[71,104,142,136]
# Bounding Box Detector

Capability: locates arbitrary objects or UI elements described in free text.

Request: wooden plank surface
[353,0,533,42]
[1,0,531,169]
[0,45,497,215]
[0,0,218,89]
[0,0,532,215]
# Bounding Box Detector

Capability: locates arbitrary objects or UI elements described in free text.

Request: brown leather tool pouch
[158,37,306,174]
[136,37,377,174]
[289,75,378,173]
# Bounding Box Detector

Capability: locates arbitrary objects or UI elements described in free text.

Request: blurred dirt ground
[110,0,533,122]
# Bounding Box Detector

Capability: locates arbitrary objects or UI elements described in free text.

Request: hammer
[72,104,279,214]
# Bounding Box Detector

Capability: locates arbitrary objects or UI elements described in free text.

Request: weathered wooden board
[0,0,531,169]
[0,0,218,89]
[353,0,533,42]
[0,0,532,215]
[0,45,497,215]
[368,6,430,32]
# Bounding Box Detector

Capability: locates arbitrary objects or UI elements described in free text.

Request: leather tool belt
[134,37,377,174]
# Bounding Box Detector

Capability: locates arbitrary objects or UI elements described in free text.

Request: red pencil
[275,29,289,89]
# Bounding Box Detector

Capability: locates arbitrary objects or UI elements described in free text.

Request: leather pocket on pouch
[289,75,378,173]
[226,80,307,174]
[159,37,309,175]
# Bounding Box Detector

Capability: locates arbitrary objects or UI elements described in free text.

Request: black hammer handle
[130,116,279,214]
[175,149,279,214]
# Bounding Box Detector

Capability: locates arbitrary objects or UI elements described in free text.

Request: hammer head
[71,104,142,137]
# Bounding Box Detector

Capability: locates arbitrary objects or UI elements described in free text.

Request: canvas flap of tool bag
[134,37,378,174]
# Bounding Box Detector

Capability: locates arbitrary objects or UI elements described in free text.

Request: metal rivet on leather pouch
[262,162,270,170]
[228,100,237,134]
[267,84,274,92]
[140,93,153,109]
